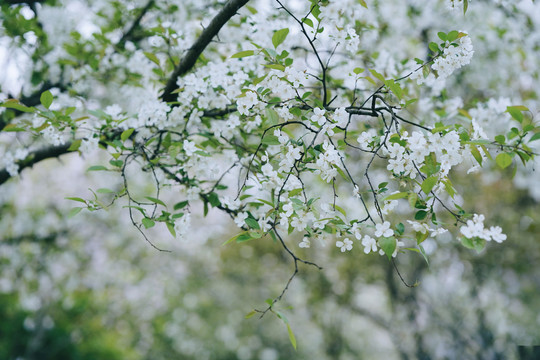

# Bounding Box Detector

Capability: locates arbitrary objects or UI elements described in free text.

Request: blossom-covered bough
[1,0,539,333]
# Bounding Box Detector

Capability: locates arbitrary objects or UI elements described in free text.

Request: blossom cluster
[432,33,474,79]
[460,214,507,243]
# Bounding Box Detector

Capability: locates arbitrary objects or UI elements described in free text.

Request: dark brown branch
[161,0,249,103]
[0,143,72,186]
[117,0,155,47]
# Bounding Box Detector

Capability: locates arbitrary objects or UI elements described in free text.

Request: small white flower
[299,237,311,248]
[487,226,507,243]
[183,140,197,156]
[336,238,353,252]
[311,107,326,126]
[361,235,377,254]
[374,221,394,238]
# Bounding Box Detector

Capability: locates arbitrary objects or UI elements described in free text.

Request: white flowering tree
[1,0,540,350]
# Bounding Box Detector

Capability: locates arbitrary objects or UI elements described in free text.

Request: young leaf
[272,28,289,48]
[166,221,176,238]
[121,128,134,141]
[87,165,108,171]
[174,201,189,210]
[142,217,155,229]
[65,197,86,204]
[231,50,255,58]
[383,192,408,201]
[143,51,160,66]
[529,132,540,142]
[245,217,260,230]
[369,69,385,82]
[429,42,440,53]
[470,145,483,166]
[146,196,166,207]
[40,90,53,109]
[287,323,297,350]
[379,236,396,260]
[421,176,438,194]
[68,207,83,218]
[496,153,512,169]
[245,310,257,319]
[1,100,34,113]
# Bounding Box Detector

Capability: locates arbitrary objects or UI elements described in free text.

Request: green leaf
[121,128,134,141]
[384,192,408,201]
[443,179,456,199]
[231,50,255,58]
[336,166,349,181]
[379,236,396,260]
[415,210,428,220]
[421,176,438,194]
[465,139,491,145]
[395,222,405,236]
[109,159,123,167]
[265,108,279,126]
[358,0,367,8]
[447,30,459,42]
[174,201,189,210]
[422,152,439,176]
[416,231,429,245]
[40,90,53,109]
[272,28,289,48]
[236,233,256,243]
[2,124,26,132]
[146,196,166,207]
[506,106,524,123]
[369,69,385,82]
[384,79,403,100]
[68,207,83,218]
[207,192,221,207]
[418,244,430,266]
[494,135,506,144]
[142,217,155,229]
[496,152,512,169]
[288,188,302,197]
[97,188,114,194]
[222,231,245,245]
[67,139,82,151]
[437,32,447,41]
[408,192,418,209]
[143,51,160,66]
[262,134,281,145]
[264,64,285,71]
[461,236,486,253]
[429,42,440,53]
[302,17,314,28]
[529,132,540,142]
[245,310,257,319]
[245,217,260,230]
[470,145,483,166]
[87,165,108,171]
[287,323,297,350]
[166,221,176,238]
[65,197,86,204]
[1,100,34,113]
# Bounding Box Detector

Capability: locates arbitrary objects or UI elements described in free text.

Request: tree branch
[117,0,155,47]
[160,0,249,102]
[0,143,72,186]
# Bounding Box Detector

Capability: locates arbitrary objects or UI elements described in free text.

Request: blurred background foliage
[0,155,538,360]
